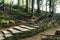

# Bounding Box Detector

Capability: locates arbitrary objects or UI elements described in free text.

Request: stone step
[0,37,5,40]
[34,24,40,26]
[31,24,40,28]
[7,27,22,40]
[1,30,14,40]
[26,24,40,28]
[13,26,29,31]
[0,32,5,40]
[9,26,30,40]
[33,25,40,28]
[7,28,21,34]
[19,25,36,30]
[1,30,13,38]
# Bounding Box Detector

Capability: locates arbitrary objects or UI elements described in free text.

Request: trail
[20,25,60,40]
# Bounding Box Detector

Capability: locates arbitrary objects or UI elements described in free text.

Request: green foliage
[1,19,9,24]
[0,0,2,3]
[9,20,15,23]
[4,0,11,5]
[10,9,31,20]
[0,19,15,24]
[0,19,15,28]
[56,19,60,24]
[0,15,10,19]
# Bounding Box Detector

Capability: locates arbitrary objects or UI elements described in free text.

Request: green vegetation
[0,0,60,40]
[4,0,11,5]
[0,19,15,28]
[0,0,58,28]
[56,19,60,25]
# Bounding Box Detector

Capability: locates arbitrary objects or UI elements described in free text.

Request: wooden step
[19,25,36,29]
[33,25,40,28]
[13,26,29,31]
[7,28,22,40]
[0,32,5,40]
[1,30,14,40]
[1,30,12,37]
[7,28,20,34]
[26,24,40,28]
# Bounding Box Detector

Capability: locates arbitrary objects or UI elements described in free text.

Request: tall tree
[18,0,20,7]
[46,0,50,15]
[10,0,13,13]
[1,0,4,14]
[37,0,40,13]
[22,0,24,6]
[48,0,52,18]
[37,0,43,14]
[2,0,4,10]
[29,0,32,9]
[48,0,54,18]
[46,0,48,12]
[25,0,29,12]
[49,0,51,13]
[49,0,54,17]
[0,0,4,10]
[51,0,54,17]
[31,0,34,21]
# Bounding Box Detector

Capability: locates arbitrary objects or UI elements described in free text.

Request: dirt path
[20,25,60,40]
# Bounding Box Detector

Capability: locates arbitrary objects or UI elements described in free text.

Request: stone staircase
[0,24,41,40]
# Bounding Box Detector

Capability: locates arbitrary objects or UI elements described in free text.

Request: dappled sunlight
[56,5,60,13]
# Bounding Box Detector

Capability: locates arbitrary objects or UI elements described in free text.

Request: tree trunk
[51,0,54,17]
[37,0,40,13]
[32,0,34,17]
[10,0,13,13]
[46,0,47,12]
[31,0,34,21]
[18,0,20,7]
[1,0,4,14]
[25,0,29,12]
[48,0,54,18]
[22,0,24,6]
[2,0,4,10]
[49,0,51,14]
